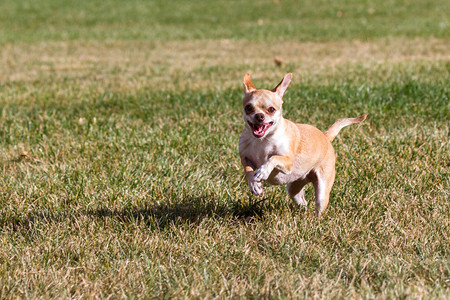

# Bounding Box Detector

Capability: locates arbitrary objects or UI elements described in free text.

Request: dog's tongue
[253,123,271,138]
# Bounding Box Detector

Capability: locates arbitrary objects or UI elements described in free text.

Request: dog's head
[242,72,292,138]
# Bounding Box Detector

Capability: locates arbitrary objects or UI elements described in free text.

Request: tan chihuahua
[239,72,367,216]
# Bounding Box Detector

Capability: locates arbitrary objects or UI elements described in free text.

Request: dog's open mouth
[248,121,273,138]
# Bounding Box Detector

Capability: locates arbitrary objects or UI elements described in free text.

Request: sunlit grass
[0,0,449,298]
[0,0,448,41]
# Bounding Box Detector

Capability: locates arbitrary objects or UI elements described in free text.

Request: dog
[239,72,367,216]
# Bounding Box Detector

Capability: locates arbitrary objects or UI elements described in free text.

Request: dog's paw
[253,164,272,182]
[249,180,263,196]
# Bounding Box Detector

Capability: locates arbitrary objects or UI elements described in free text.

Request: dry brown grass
[2,37,449,93]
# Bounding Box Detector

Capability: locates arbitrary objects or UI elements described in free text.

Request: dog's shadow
[5,194,269,232]
[87,195,268,228]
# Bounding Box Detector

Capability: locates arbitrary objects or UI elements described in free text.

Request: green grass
[0,0,449,42]
[1,0,449,298]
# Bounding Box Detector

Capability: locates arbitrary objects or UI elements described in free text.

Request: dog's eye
[268,107,276,113]
[244,104,254,114]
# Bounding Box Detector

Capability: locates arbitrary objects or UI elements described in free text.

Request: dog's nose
[255,113,265,123]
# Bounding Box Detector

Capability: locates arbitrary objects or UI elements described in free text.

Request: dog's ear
[271,73,292,98]
[243,72,256,94]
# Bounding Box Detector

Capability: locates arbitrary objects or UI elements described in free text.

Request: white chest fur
[239,122,322,186]
[239,130,290,169]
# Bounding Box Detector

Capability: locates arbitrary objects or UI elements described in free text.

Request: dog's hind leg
[287,179,309,206]
[312,165,336,217]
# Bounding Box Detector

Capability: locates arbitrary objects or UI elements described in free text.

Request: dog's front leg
[240,156,263,195]
[253,155,294,182]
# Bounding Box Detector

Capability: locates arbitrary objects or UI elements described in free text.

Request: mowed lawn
[0,0,449,298]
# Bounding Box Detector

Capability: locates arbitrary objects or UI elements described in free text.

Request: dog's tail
[324,114,368,142]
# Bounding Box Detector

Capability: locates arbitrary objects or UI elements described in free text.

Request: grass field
[0,0,449,298]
